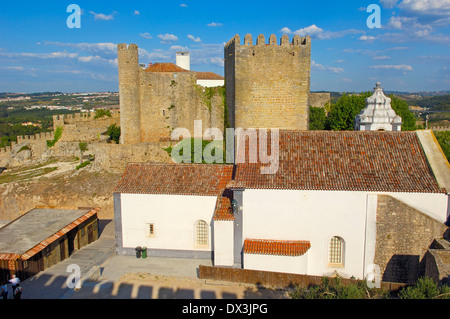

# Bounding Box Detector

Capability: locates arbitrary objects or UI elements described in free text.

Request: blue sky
[0,0,449,93]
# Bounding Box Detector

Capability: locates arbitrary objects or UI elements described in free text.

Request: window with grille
[196,220,208,246]
[329,236,344,266]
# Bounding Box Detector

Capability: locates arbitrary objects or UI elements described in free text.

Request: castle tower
[355,82,402,131]
[117,43,141,144]
[224,34,311,130]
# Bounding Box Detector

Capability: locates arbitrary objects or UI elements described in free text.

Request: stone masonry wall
[139,71,224,143]
[375,195,448,284]
[225,34,311,130]
[310,92,331,108]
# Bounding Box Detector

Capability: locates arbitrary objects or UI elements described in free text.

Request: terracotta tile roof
[0,207,100,261]
[144,63,189,73]
[20,208,100,261]
[114,163,234,196]
[213,189,235,221]
[244,239,311,256]
[196,72,224,80]
[231,130,445,193]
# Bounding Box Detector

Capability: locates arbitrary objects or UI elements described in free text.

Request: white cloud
[44,42,117,56]
[180,4,188,7]
[134,10,140,15]
[359,35,377,41]
[380,0,399,9]
[280,27,292,34]
[207,22,223,27]
[89,11,115,21]
[0,51,79,59]
[312,60,344,73]
[290,24,364,40]
[187,34,202,43]
[398,0,450,18]
[140,33,153,39]
[373,55,391,60]
[157,33,179,43]
[371,64,413,71]
[170,45,189,51]
[0,66,24,71]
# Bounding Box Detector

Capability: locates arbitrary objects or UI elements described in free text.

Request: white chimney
[176,52,190,71]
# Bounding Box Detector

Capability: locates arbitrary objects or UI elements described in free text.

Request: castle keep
[117,44,225,144]
[225,34,311,130]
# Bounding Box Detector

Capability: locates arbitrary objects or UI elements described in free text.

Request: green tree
[398,277,450,299]
[309,106,327,130]
[106,123,121,144]
[78,142,88,163]
[326,92,416,131]
[94,109,112,119]
[289,277,390,299]
[326,92,371,131]
[390,95,417,131]
[434,131,450,162]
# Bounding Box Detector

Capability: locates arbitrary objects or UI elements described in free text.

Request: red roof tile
[213,189,235,221]
[114,163,234,196]
[231,130,445,193]
[196,72,224,80]
[244,239,311,256]
[144,63,189,73]
[20,208,100,261]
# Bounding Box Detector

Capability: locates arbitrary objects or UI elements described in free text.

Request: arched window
[195,220,208,246]
[329,236,344,266]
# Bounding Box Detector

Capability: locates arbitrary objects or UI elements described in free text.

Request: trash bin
[141,247,147,259]
[135,246,142,258]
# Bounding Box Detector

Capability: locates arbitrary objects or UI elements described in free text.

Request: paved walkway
[16,220,284,299]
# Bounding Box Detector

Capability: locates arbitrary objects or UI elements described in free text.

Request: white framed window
[328,236,344,267]
[195,220,208,247]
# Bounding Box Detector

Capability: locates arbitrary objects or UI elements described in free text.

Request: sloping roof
[230,130,445,193]
[213,189,235,221]
[0,207,100,260]
[144,63,189,73]
[196,72,224,80]
[144,63,223,80]
[114,163,234,196]
[244,239,311,256]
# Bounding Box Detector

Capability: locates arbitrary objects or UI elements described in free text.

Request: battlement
[53,112,120,126]
[225,34,311,48]
[117,43,138,51]
[17,131,54,143]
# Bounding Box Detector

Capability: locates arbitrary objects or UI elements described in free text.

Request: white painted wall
[120,193,217,252]
[240,189,448,279]
[213,221,234,266]
[196,79,225,88]
[244,253,309,275]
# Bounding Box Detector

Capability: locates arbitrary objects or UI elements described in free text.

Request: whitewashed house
[113,130,449,283]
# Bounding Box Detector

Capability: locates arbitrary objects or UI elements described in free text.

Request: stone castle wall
[225,34,311,130]
[375,195,448,284]
[118,43,225,144]
[310,92,331,109]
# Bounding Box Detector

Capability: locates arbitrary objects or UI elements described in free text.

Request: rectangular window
[147,224,155,237]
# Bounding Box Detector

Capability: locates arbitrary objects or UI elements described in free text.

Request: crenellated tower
[117,43,141,144]
[225,34,311,130]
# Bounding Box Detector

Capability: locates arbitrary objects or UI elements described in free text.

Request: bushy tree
[399,277,450,299]
[106,124,120,144]
[309,106,327,130]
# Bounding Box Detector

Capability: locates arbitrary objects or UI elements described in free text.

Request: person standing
[13,284,22,299]
[0,282,7,299]
[9,275,19,295]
